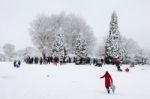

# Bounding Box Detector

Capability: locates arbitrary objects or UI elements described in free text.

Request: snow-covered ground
[0,62,150,99]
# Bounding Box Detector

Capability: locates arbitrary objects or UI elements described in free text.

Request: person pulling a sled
[100,71,114,93]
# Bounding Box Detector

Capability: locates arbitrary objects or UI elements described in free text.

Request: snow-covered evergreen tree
[74,35,87,59]
[105,11,126,62]
[52,28,67,58]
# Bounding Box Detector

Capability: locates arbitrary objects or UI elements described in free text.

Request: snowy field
[0,62,150,99]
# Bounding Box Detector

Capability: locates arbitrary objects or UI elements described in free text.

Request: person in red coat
[100,71,113,93]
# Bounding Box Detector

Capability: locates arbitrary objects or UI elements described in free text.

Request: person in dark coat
[95,59,102,67]
[13,60,17,67]
[47,57,51,64]
[40,57,43,65]
[60,57,64,65]
[130,62,135,67]
[18,60,21,66]
[112,58,122,71]
[100,71,113,93]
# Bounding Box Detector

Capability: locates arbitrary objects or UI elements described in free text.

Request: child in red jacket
[100,71,113,93]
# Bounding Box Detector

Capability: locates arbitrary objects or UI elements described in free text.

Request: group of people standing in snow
[24,56,105,66]
[24,56,73,65]
[24,55,126,73]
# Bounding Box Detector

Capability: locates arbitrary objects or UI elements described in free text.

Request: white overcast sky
[0,0,150,50]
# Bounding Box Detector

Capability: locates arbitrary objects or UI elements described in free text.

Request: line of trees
[29,12,95,58]
[0,11,150,65]
[0,44,39,62]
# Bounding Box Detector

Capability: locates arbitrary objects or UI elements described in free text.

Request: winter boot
[107,89,110,94]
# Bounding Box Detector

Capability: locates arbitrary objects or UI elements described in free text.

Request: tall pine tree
[105,11,126,63]
[74,35,87,59]
[52,28,67,58]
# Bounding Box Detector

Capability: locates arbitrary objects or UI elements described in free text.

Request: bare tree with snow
[15,46,39,61]
[29,12,95,56]
[29,14,57,57]
[3,43,15,61]
[122,37,140,63]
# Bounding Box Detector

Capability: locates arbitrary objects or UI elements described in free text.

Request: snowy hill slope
[0,62,150,99]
